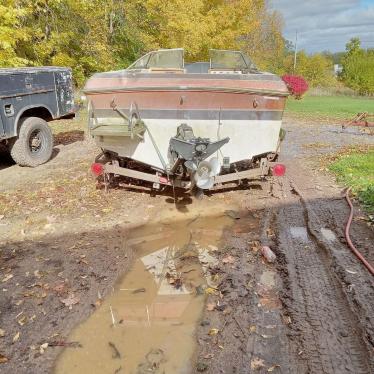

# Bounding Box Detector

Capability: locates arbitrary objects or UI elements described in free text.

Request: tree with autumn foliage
[0,0,285,85]
[280,50,335,88]
[132,0,284,69]
[0,0,29,66]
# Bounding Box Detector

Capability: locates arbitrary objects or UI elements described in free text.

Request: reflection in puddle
[55,214,231,374]
[321,228,337,242]
[290,226,309,242]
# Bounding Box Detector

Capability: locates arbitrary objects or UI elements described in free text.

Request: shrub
[282,75,309,99]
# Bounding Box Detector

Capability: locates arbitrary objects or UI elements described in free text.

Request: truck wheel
[10,117,53,167]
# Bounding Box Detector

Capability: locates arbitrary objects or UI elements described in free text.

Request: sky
[270,0,374,53]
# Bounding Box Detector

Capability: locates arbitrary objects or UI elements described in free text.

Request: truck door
[54,69,74,116]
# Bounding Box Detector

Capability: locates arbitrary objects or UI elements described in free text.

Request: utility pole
[293,30,298,73]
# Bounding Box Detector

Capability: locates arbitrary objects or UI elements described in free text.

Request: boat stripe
[93,108,283,121]
[84,86,288,97]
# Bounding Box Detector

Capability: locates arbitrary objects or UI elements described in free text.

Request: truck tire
[10,117,53,167]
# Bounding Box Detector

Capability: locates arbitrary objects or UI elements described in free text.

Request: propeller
[194,157,221,189]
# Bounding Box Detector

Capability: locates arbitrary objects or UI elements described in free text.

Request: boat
[84,48,289,192]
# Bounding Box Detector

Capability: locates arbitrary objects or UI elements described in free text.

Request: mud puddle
[54,213,232,374]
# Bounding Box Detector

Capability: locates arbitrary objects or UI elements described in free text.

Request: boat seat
[185,62,209,74]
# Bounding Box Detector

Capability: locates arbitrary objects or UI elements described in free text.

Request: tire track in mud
[194,206,304,374]
[287,164,374,352]
[274,182,373,373]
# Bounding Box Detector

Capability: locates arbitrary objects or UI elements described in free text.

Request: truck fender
[13,104,54,137]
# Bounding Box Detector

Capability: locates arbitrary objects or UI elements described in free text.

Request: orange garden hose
[345,188,374,276]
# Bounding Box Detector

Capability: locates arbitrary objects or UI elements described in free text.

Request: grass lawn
[285,95,374,121]
[329,150,374,214]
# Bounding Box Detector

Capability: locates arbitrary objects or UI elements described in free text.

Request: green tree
[341,38,374,95]
[282,51,335,87]
[345,37,362,57]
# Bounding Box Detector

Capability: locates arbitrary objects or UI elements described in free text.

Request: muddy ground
[0,116,373,373]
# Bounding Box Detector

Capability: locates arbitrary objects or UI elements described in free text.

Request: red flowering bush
[282,75,309,99]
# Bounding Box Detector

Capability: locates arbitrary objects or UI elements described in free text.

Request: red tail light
[91,163,104,176]
[272,164,286,177]
[159,176,169,184]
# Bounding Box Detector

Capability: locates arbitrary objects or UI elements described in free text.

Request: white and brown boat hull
[84,73,288,170]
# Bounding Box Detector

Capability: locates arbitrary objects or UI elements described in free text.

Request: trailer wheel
[10,117,53,167]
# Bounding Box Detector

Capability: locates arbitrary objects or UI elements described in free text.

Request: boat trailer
[89,102,286,193]
[92,155,285,193]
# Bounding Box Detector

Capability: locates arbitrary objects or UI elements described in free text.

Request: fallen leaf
[13,332,20,343]
[222,255,235,264]
[60,294,80,309]
[39,343,48,354]
[34,270,42,279]
[266,228,275,237]
[268,364,281,372]
[206,303,215,311]
[0,354,8,364]
[251,357,265,370]
[40,292,47,299]
[208,328,219,336]
[2,274,13,283]
[205,287,218,295]
[250,240,261,253]
[249,325,257,333]
[18,316,27,326]
[203,353,214,359]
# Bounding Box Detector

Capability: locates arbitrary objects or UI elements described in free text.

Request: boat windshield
[128,49,184,70]
[209,49,258,72]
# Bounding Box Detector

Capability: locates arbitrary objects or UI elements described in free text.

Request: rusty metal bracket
[343,112,374,130]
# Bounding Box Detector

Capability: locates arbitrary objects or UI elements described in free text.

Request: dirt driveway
[0,117,373,373]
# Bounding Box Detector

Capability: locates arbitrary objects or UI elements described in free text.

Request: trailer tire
[10,117,53,167]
